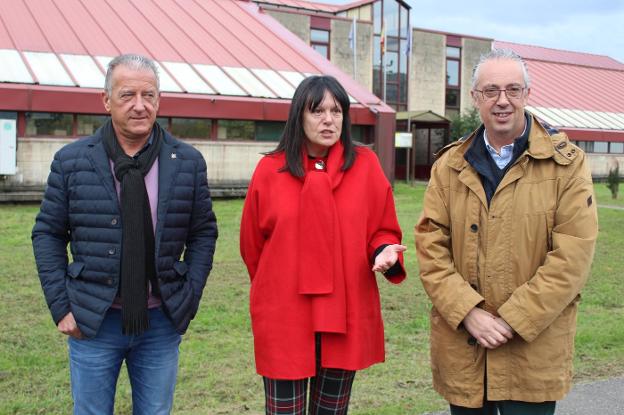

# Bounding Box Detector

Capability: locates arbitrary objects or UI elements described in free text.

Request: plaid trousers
[263,334,356,415]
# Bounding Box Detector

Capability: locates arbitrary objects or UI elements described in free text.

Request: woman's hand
[372,244,407,273]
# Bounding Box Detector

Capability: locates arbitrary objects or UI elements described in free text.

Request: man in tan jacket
[415,49,598,415]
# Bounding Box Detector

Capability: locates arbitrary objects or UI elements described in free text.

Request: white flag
[349,16,356,50]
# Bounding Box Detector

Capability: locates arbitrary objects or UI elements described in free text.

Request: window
[157,117,170,131]
[217,120,254,140]
[445,89,459,107]
[310,29,330,59]
[384,1,399,37]
[579,141,592,152]
[256,121,284,142]
[373,0,409,110]
[594,141,609,153]
[445,46,461,115]
[609,142,623,153]
[446,59,459,86]
[77,115,108,136]
[351,125,372,144]
[25,112,72,136]
[171,118,211,139]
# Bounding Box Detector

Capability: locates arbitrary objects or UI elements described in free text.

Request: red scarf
[297,141,347,333]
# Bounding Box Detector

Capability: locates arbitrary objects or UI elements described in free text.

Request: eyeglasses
[474,86,525,100]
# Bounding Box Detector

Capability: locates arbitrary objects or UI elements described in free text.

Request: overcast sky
[319,0,624,63]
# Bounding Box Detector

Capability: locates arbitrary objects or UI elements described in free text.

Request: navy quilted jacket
[32,127,218,338]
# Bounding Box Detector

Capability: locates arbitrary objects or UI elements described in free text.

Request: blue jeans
[68,307,181,415]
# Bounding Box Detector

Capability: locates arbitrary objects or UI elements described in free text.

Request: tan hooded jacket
[415,116,598,407]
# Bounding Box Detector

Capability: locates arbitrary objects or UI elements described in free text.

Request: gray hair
[471,48,530,89]
[104,54,159,96]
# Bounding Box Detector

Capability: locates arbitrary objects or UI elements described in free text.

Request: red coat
[240,144,405,379]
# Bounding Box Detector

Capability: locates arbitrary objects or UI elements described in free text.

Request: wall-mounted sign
[0,117,17,175]
[395,132,413,148]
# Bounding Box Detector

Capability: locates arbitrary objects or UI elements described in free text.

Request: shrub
[606,165,620,199]
[449,107,481,141]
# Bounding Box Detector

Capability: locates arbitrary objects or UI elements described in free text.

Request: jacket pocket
[66,262,114,286]
[160,261,188,283]
[545,210,555,251]
[67,262,86,279]
[173,261,188,278]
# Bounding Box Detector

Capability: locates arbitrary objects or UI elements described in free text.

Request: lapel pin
[171,153,177,159]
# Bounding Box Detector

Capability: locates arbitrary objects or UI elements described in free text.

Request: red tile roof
[495,40,624,113]
[0,0,391,116]
[495,41,624,137]
[496,41,624,71]
[253,0,342,13]
[253,0,377,13]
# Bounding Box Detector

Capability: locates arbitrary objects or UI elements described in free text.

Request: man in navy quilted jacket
[32,54,218,414]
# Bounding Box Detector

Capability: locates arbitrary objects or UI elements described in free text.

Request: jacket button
[108,248,115,255]
[107,278,113,285]
[470,224,478,232]
[111,218,118,225]
[467,336,477,346]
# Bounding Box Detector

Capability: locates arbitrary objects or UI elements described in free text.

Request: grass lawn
[0,183,622,414]
[594,180,624,208]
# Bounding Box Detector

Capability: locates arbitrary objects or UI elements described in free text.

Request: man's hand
[57,312,83,339]
[372,244,407,273]
[463,308,513,349]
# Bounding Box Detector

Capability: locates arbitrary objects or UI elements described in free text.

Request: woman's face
[303,90,343,157]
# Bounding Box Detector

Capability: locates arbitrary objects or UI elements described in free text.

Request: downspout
[371,107,396,183]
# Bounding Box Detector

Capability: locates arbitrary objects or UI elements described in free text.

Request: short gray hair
[471,48,530,89]
[104,54,159,96]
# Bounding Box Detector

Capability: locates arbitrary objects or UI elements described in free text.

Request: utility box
[0,112,17,175]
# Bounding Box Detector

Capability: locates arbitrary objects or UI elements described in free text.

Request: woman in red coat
[240,75,406,415]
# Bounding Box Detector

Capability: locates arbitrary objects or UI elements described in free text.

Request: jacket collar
[300,140,345,190]
[446,112,563,172]
[85,122,182,213]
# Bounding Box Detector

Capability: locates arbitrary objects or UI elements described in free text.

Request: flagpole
[383,53,386,102]
[382,19,386,102]
[352,16,357,79]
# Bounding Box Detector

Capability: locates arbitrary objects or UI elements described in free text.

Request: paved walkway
[598,204,624,210]
[423,376,624,415]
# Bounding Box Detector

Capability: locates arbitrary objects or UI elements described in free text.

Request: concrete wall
[461,38,492,115]
[1,138,620,200]
[265,10,310,43]
[409,29,446,114]
[587,154,624,178]
[330,20,373,91]
[265,10,373,91]
[0,138,274,198]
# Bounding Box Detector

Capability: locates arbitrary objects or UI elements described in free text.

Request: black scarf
[102,120,162,335]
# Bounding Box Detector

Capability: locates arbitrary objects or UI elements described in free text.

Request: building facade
[1,0,622,200]
[0,0,395,200]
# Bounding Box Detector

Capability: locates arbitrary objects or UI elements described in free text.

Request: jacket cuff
[498,301,539,342]
[446,289,484,330]
[51,304,72,326]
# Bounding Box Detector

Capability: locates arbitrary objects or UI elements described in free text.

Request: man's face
[102,65,159,142]
[471,58,530,143]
